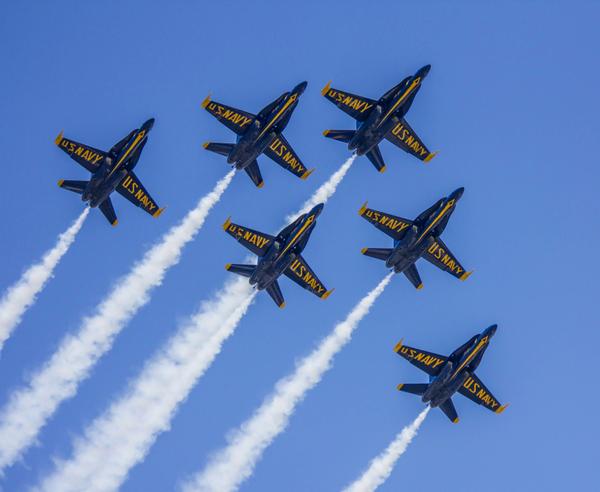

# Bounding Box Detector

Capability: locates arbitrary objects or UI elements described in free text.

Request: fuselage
[349,65,430,156]
[228,82,307,169]
[386,187,464,274]
[250,202,322,290]
[423,325,497,408]
[83,118,154,207]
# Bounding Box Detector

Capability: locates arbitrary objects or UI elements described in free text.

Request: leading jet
[202,82,314,188]
[55,118,164,226]
[394,325,508,423]
[321,65,436,172]
[358,187,472,289]
[222,203,333,308]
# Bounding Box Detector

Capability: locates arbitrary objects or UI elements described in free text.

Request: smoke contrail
[0,170,235,472]
[342,406,430,492]
[35,156,356,491]
[184,273,393,492]
[0,208,89,352]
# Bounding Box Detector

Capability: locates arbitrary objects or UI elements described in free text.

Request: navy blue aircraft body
[322,65,436,172]
[55,118,164,226]
[222,203,333,307]
[202,82,314,188]
[394,325,508,423]
[358,187,471,289]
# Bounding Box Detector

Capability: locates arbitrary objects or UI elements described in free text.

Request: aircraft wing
[55,132,106,172]
[385,118,436,162]
[116,171,164,218]
[459,372,508,414]
[394,340,448,376]
[423,237,471,280]
[284,254,333,299]
[358,203,413,240]
[222,218,274,257]
[202,96,255,135]
[264,134,314,180]
[321,83,376,121]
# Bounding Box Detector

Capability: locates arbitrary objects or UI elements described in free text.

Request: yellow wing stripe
[108,130,145,178]
[416,199,454,243]
[279,214,314,258]
[256,94,297,140]
[381,77,420,124]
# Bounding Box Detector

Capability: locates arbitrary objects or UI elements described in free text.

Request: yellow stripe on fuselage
[256,94,297,141]
[452,337,487,379]
[108,130,146,178]
[278,214,315,259]
[416,199,454,243]
[380,77,420,125]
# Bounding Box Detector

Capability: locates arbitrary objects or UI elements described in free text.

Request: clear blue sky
[1,1,598,490]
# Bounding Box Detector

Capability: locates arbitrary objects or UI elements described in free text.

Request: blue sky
[1,1,599,490]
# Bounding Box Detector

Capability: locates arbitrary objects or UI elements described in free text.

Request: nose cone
[450,187,465,201]
[311,203,325,217]
[142,118,155,132]
[484,324,498,338]
[293,81,308,95]
[416,64,431,79]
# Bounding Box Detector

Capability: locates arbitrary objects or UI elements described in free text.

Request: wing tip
[358,201,368,216]
[452,417,460,424]
[57,179,64,187]
[222,216,232,231]
[279,301,286,309]
[202,141,210,149]
[153,207,165,218]
[393,338,404,353]
[225,263,232,271]
[424,151,438,163]
[201,94,212,109]
[300,168,315,180]
[322,129,331,137]
[460,270,473,281]
[322,288,335,300]
[496,403,509,414]
[54,130,64,146]
[360,247,368,255]
[378,165,387,174]
[396,383,404,391]
[416,283,424,290]
[321,81,332,96]
[257,181,265,189]
[111,219,119,227]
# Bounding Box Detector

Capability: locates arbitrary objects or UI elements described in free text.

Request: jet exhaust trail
[342,406,430,492]
[36,157,356,490]
[0,208,89,352]
[0,170,235,472]
[183,273,393,492]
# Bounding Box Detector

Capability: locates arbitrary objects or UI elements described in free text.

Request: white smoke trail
[0,170,235,473]
[183,273,393,492]
[35,156,356,491]
[0,208,89,352]
[342,406,430,492]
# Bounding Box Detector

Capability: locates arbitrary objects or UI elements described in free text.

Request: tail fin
[57,179,88,195]
[322,129,355,143]
[225,263,255,278]
[99,197,118,226]
[403,264,423,290]
[365,145,386,173]
[439,398,460,423]
[266,280,285,308]
[203,142,234,157]
[361,247,392,261]
[397,383,428,396]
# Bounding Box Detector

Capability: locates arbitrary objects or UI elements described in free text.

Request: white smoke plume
[0,208,89,352]
[0,170,235,472]
[342,406,430,492]
[183,273,393,492]
[35,156,357,490]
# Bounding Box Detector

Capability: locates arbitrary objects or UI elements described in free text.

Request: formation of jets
[53,65,506,423]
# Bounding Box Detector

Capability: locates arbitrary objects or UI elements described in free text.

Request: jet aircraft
[322,65,436,172]
[202,82,314,188]
[358,187,471,289]
[55,118,164,226]
[222,203,333,307]
[394,325,508,423]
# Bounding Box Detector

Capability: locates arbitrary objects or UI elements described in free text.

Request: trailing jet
[358,187,472,289]
[202,82,314,188]
[55,118,164,226]
[222,203,333,307]
[321,65,436,172]
[394,325,508,423]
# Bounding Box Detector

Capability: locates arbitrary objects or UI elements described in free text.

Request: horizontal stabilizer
[225,263,255,278]
[440,398,460,423]
[403,263,423,290]
[266,280,285,308]
[322,129,355,143]
[365,145,386,173]
[396,383,428,396]
[98,197,118,227]
[244,160,264,188]
[361,247,392,261]
[58,179,87,195]
[203,142,234,157]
